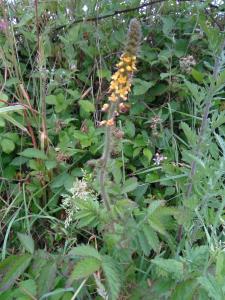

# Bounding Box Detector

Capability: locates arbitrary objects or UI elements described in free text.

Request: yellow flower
[117,76,127,84]
[102,103,109,112]
[106,118,115,126]
[108,93,117,102]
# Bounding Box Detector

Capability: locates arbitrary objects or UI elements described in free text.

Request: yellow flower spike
[102,103,109,112]
[126,65,132,72]
[116,62,124,67]
[108,93,117,102]
[117,76,127,84]
[99,120,107,126]
[106,118,115,127]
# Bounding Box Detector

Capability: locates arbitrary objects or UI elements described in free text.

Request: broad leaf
[0,254,32,292]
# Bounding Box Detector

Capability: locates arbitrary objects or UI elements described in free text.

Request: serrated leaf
[180,122,197,145]
[142,224,160,252]
[69,257,101,281]
[102,256,121,300]
[152,258,183,279]
[17,233,34,254]
[197,275,223,300]
[19,148,48,160]
[68,245,102,261]
[137,231,150,256]
[121,177,138,193]
[37,261,57,297]
[79,100,95,113]
[0,254,32,292]
[171,279,197,300]
[133,79,154,95]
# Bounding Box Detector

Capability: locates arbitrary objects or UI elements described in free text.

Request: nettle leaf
[102,256,121,300]
[17,233,35,254]
[79,100,95,113]
[0,254,32,292]
[180,122,197,145]
[197,275,224,300]
[137,230,151,256]
[68,245,102,261]
[171,279,197,300]
[121,177,138,193]
[19,148,48,160]
[142,224,160,252]
[152,258,184,280]
[69,257,101,282]
[133,79,154,95]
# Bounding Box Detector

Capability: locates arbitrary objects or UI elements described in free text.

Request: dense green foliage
[0,0,225,299]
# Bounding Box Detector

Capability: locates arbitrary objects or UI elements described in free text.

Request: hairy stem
[99,102,117,211]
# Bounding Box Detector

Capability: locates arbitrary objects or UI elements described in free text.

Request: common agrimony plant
[98,19,142,210]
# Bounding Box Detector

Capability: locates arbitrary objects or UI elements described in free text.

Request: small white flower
[61,176,96,228]
[153,153,167,165]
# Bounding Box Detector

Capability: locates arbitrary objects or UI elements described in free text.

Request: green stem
[99,102,117,211]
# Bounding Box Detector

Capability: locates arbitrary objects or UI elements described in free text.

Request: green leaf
[68,245,102,261]
[19,148,48,160]
[1,139,15,154]
[133,79,154,95]
[1,114,28,132]
[143,148,152,161]
[0,117,5,127]
[197,275,224,300]
[37,261,57,297]
[162,16,175,35]
[69,257,101,281]
[79,100,95,113]
[0,105,25,113]
[46,95,57,105]
[171,279,197,300]
[0,254,32,292]
[102,256,121,300]
[18,279,37,299]
[180,122,197,145]
[51,173,72,188]
[191,69,204,83]
[17,233,34,254]
[125,120,135,138]
[137,230,151,256]
[121,177,138,193]
[55,94,68,113]
[152,258,183,280]
[142,224,160,252]
[97,69,111,80]
[0,92,8,101]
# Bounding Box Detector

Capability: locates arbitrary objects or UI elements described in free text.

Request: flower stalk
[99,19,141,210]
